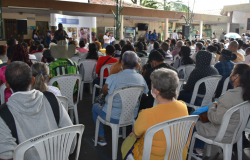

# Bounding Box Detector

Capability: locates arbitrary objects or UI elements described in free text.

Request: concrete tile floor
[69,91,250,160]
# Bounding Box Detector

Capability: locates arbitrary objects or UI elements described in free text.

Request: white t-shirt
[47,32,51,36]
[111,37,116,42]
[171,33,178,39]
[34,34,38,39]
[103,35,110,44]
[68,32,72,38]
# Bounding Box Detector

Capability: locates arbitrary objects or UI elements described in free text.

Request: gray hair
[150,68,179,99]
[122,51,138,69]
[177,40,184,48]
[31,62,49,92]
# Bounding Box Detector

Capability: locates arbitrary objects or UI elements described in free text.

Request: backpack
[51,59,78,77]
[0,91,60,144]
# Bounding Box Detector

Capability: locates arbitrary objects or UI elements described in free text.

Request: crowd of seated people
[1,33,250,160]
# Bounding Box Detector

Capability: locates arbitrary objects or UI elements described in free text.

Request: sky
[58,0,249,13]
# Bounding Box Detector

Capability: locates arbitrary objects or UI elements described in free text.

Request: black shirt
[54,30,68,41]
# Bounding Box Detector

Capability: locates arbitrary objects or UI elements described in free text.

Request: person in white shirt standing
[238,40,246,56]
[224,39,230,49]
[103,31,111,49]
[193,31,200,40]
[171,30,178,39]
[147,39,154,53]
[110,32,116,45]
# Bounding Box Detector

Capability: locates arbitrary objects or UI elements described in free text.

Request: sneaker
[92,136,107,146]
[191,149,203,160]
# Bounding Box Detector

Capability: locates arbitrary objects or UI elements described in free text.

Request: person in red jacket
[93,45,118,97]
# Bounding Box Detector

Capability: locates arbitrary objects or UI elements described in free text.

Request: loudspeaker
[16,19,28,35]
[182,25,190,37]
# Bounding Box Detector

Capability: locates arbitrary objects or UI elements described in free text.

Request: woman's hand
[129,132,134,137]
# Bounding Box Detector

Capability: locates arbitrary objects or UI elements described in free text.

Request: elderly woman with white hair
[122,68,189,160]
[92,51,149,146]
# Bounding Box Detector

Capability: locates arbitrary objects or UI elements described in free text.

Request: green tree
[141,0,160,9]
[163,0,189,12]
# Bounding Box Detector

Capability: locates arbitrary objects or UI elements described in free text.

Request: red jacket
[95,56,118,78]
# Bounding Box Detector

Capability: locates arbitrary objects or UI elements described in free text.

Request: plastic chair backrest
[13,125,84,160]
[78,59,97,82]
[140,57,148,66]
[70,56,81,63]
[236,61,245,64]
[99,63,114,88]
[164,59,173,65]
[57,96,69,111]
[214,101,250,144]
[0,84,7,104]
[177,65,195,82]
[174,54,180,63]
[33,52,43,62]
[142,115,199,160]
[48,74,82,107]
[190,75,222,107]
[221,77,230,95]
[31,59,38,64]
[106,85,145,125]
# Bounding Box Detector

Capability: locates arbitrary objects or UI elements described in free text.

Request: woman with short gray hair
[122,68,189,160]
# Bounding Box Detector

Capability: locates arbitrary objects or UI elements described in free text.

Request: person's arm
[130,111,147,138]
[207,93,231,124]
[102,84,109,95]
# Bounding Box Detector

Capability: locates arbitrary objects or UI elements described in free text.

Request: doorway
[36,21,49,47]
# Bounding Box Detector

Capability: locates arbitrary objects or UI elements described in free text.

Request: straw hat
[50,40,75,59]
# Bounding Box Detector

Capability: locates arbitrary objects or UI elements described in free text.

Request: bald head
[228,41,238,52]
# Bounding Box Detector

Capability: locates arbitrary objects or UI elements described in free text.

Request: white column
[50,13,57,26]
[227,23,230,33]
[199,21,203,39]
[120,15,124,40]
[173,22,176,31]
[164,18,169,40]
[91,17,97,43]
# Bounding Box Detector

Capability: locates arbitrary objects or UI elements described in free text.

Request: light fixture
[8,6,50,11]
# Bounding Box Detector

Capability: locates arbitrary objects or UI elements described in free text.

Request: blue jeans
[103,43,109,49]
[92,103,119,137]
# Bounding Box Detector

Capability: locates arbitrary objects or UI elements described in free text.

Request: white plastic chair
[153,79,184,107]
[185,75,222,110]
[128,115,199,160]
[33,52,43,62]
[57,96,69,111]
[174,54,180,63]
[188,101,250,160]
[13,125,85,160]
[140,57,148,66]
[30,59,37,64]
[164,59,173,65]
[236,61,245,64]
[94,85,146,160]
[71,56,81,63]
[176,64,195,82]
[79,59,97,100]
[0,83,12,105]
[92,63,114,104]
[221,77,230,95]
[49,74,82,124]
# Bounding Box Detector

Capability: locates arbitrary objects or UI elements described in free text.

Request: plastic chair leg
[73,104,79,124]
[90,82,93,94]
[122,127,126,139]
[205,144,212,157]
[92,86,96,104]
[188,133,197,160]
[80,81,84,101]
[94,118,100,146]
[222,144,233,160]
[111,125,119,160]
[237,135,243,160]
[69,109,74,122]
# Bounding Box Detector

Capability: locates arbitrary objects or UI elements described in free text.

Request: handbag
[94,93,106,105]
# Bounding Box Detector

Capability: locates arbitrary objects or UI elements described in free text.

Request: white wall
[210,23,227,39]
